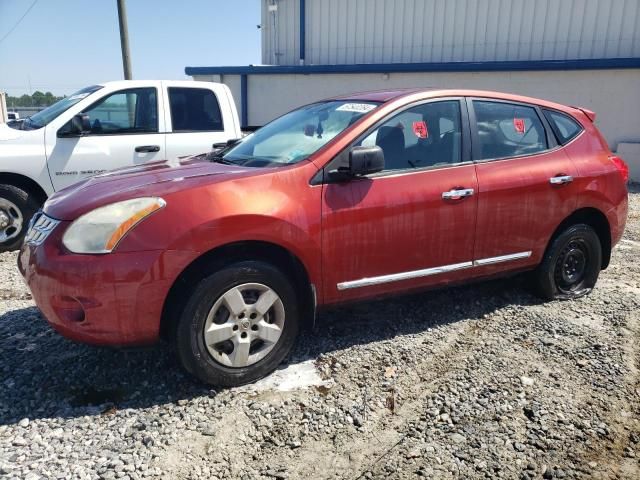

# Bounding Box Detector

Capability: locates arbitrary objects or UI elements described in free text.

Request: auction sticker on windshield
[336,103,377,113]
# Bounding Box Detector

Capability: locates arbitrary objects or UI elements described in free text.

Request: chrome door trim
[336,261,473,291]
[336,251,532,290]
[473,251,532,266]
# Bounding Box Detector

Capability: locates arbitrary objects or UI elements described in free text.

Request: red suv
[18,89,628,386]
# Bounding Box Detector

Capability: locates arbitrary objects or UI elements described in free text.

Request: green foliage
[6,91,65,107]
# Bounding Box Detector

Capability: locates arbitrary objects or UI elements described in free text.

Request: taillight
[609,155,629,182]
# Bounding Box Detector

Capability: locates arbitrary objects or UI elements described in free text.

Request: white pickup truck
[0,80,242,251]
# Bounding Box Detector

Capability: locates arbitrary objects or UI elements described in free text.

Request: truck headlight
[62,197,166,254]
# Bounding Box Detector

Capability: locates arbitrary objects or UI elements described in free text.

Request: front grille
[24,212,60,246]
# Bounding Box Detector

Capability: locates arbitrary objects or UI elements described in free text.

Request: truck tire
[175,261,300,387]
[0,184,41,253]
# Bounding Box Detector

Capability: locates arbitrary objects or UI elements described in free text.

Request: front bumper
[18,224,192,346]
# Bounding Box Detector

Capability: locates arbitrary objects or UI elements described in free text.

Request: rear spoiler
[571,106,596,122]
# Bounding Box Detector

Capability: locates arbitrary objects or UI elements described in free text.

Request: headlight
[62,197,166,254]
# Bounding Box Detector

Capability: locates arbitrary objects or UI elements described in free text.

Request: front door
[468,99,579,273]
[321,99,478,304]
[46,86,166,191]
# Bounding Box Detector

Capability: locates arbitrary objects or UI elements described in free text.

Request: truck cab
[0,80,241,251]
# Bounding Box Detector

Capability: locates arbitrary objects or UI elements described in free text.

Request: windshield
[22,85,103,130]
[221,100,380,167]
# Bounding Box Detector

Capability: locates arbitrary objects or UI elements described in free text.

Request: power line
[0,0,40,45]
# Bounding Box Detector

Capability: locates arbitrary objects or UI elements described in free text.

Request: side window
[83,88,158,134]
[543,109,583,144]
[472,101,548,160]
[169,87,223,132]
[359,100,463,171]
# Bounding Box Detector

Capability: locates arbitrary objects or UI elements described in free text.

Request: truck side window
[168,88,223,132]
[83,88,158,134]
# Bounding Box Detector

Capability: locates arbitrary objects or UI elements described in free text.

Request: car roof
[330,88,578,114]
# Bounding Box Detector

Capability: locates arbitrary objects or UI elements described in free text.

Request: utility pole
[116,0,132,80]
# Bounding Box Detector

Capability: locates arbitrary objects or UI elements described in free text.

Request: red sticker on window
[412,121,428,138]
[514,118,526,134]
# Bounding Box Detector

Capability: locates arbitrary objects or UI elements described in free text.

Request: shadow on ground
[0,274,541,424]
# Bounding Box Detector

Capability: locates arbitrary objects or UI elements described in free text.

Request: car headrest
[376,126,404,149]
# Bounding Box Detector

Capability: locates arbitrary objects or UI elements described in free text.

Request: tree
[31,91,45,106]
[6,92,64,108]
[18,94,32,107]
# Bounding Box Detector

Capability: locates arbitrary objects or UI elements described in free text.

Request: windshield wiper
[208,153,238,165]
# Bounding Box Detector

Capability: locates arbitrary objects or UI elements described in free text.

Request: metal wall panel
[262,0,300,65]
[262,0,640,65]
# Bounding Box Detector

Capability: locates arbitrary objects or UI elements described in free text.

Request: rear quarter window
[542,109,583,145]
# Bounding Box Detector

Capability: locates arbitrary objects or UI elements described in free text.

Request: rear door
[46,85,166,191]
[468,98,579,273]
[321,99,478,304]
[164,85,237,159]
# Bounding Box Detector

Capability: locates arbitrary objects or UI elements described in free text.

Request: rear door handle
[135,145,160,153]
[442,188,475,200]
[549,175,573,185]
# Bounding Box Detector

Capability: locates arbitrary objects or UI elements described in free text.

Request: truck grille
[24,212,60,246]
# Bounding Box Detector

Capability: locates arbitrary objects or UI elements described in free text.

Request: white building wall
[193,68,640,150]
[262,0,640,65]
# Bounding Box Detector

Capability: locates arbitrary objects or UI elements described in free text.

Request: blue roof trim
[186,58,640,76]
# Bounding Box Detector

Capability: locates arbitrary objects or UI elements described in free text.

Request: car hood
[0,123,26,141]
[44,158,256,220]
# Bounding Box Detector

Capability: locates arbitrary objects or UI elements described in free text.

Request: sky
[0,0,261,96]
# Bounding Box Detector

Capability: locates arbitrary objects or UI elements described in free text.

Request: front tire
[532,224,602,300]
[0,184,40,253]
[175,261,299,387]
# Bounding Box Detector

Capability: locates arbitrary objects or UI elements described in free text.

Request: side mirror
[212,138,240,151]
[58,114,91,137]
[72,114,91,133]
[329,146,385,181]
[348,145,385,176]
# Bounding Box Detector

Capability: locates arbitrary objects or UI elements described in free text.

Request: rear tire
[531,224,602,300]
[175,261,299,387]
[0,184,40,253]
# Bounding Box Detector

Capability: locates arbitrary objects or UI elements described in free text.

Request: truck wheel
[175,261,299,387]
[531,224,602,300]
[0,184,40,253]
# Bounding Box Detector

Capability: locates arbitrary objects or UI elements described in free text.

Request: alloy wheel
[0,198,23,244]
[203,282,285,368]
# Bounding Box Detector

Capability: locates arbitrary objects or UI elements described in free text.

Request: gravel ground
[1,185,639,480]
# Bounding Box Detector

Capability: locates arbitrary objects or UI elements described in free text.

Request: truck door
[45,86,166,191]
[163,85,240,159]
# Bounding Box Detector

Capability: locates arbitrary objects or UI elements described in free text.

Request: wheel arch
[160,240,316,341]
[0,172,48,205]
[548,207,612,269]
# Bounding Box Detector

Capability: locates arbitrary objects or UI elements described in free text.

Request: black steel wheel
[532,224,602,300]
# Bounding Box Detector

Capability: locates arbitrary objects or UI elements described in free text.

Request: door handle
[549,175,573,185]
[135,145,160,153]
[442,188,475,200]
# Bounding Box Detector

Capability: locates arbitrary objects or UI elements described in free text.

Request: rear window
[473,101,548,160]
[543,109,583,144]
[168,87,223,132]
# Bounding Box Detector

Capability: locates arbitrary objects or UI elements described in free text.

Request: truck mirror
[59,114,91,138]
[71,114,92,134]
